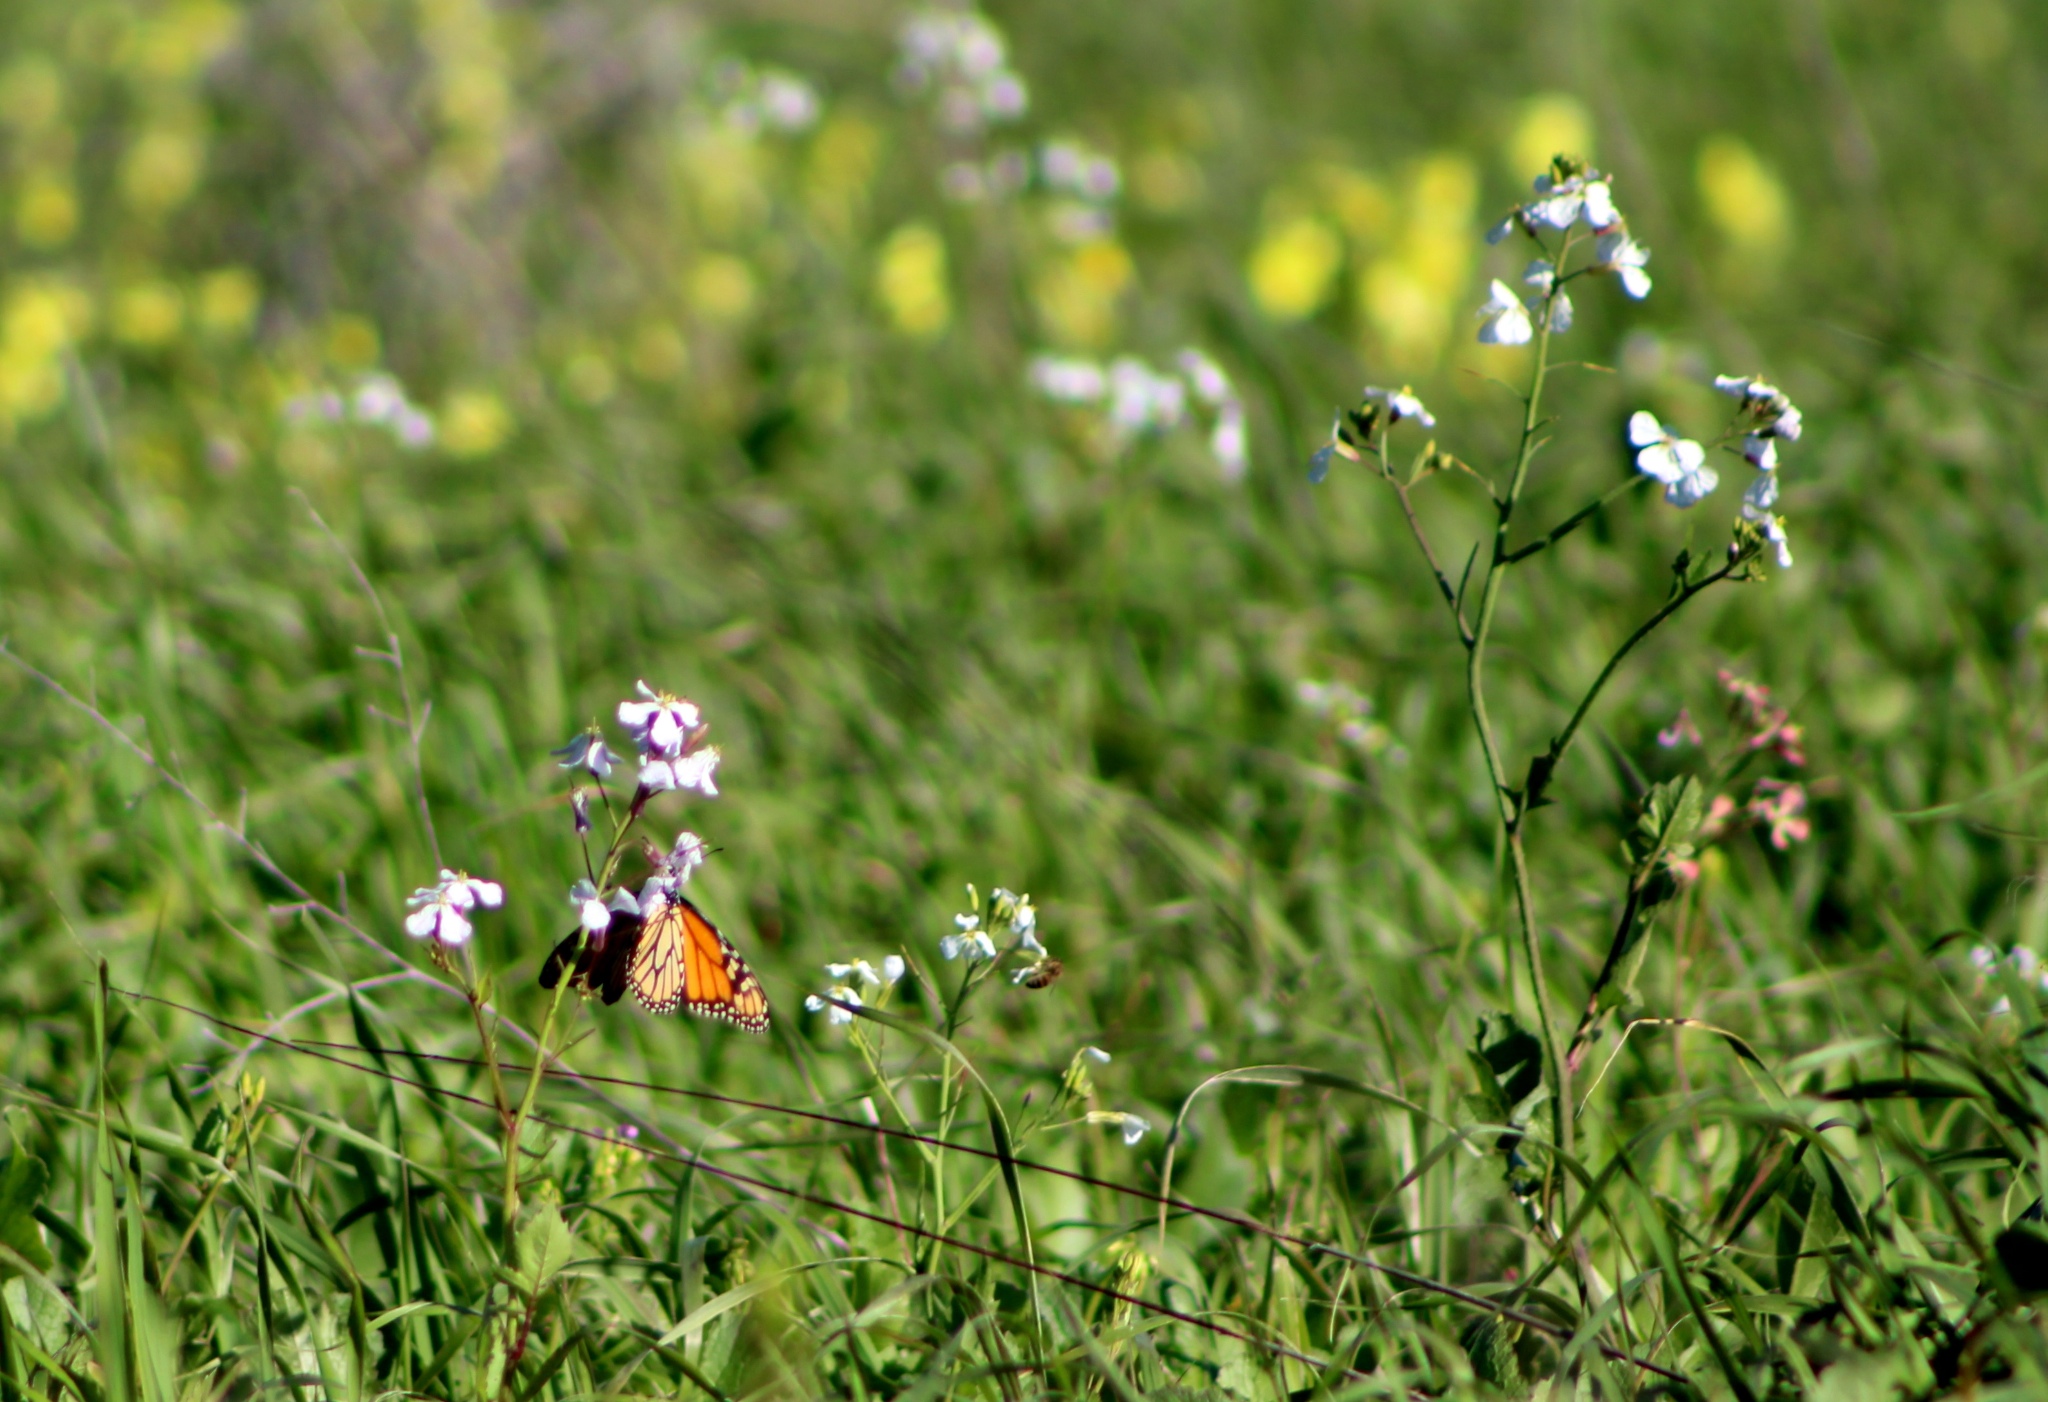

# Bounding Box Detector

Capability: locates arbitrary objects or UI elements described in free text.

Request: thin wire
[118,985,1687,1385]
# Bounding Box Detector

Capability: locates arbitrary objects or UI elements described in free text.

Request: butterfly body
[540,891,769,1032]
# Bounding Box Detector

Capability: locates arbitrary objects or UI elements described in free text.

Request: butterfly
[540,891,769,1032]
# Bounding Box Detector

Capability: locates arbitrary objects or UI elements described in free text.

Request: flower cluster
[1717,668,1806,766]
[284,372,436,449]
[804,955,907,1026]
[1028,347,1249,480]
[617,680,721,796]
[1476,158,1651,347]
[895,7,1027,135]
[404,870,503,947]
[1295,678,1399,757]
[1970,943,2048,1016]
[1628,411,1716,508]
[1716,374,1803,567]
[1308,385,1437,484]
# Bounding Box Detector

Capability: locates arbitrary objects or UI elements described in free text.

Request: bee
[1020,957,1064,990]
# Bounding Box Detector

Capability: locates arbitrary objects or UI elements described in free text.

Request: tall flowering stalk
[1312,155,1808,1222]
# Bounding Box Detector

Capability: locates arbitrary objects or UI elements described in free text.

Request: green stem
[501,969,578,1246]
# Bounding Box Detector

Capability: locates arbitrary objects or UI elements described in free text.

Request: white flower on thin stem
[661,831,709,882]
[1106,357,1186,434]
[826,958,885,988]
[353,375,405,425]
[1363,385,1435,429]
[640,747,721,797]
[551,731,618,779]
[617,681,702,759]
[804,985,861,1026]
[1526,171,1617,231]
[1714,375,1803,441]
[1629,411,1718,507]
[1743,471,1779,516]
[1743,435,1778,470]
[569,879,611,935]
[1081,1046,1111,1064]
[1087,1110,1151,1146]
[939,927,997,962]
[881,954,906,984]
[404,870,504,946]
[1477,279,1533,346]
[1594,230,1652,299]
[1210,405,1249,482]
[1522,262,1574,332]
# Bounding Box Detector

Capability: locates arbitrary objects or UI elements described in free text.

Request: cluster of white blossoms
[615,680,722,796]
[1295,678,1400,757]
[804,954,907,1026]
[1028,348,1249,480]
[1477,161,1652,346]
[895,7,1027,135]
[1970,943,2048,1017]
[404,870,503,947]
[1627,376,1803,566]
[284,373,435,449]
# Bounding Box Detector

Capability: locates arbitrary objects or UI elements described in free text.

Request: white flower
[617,681,702,758]
[981,72,1027,119]
[352,375,405,425]
[1363,385,1435,428]
[1210,405,1249,482]
[1969,943,2000,973]
[1477,279,1533,346]
[955,911,980,931]
[1581,180,1619,229]
[1522,262,1573,331]
[1106,357,1187,434]
[404,869,504,946]
[1629,412,1718,507]
[1177,349,1233,406]
[551,731,618,779]
[639,747,720,797]
[939,929,997,962]
[1743,471,1780,516]
[827,959,884,987]
[1119,1114,1150,1146]
[395,407,436,449]
[1769,404,1802,441]
[1030,355,1107,403]
[1714,375,1803,441]
[1522,170,1618,231]
[881,954,906,984]
[1085,1111,1150,1146]
[1594,230,1652,299]
[1081,1046,1111,1064]
[569,879,610,934]
[662,831,708,882]
[1743,435,1778,470]
[755,72,820,132]
[804,985,861,1026]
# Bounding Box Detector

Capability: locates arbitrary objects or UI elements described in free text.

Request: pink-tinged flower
[640,747,720,797]
[1749,779,1811,849]
[617,681,703,759]
[404,870,504,946]
[1666,854,1703,884]
[1696,793,1740,844]
[1657,708,1702,748]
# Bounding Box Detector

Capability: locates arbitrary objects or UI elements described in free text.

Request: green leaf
[513,1205,575,1294]
[0,1152,52,1275]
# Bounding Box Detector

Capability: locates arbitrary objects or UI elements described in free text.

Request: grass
[3,0,2048,1397]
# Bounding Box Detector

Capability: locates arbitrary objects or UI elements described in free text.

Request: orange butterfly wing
[627,892,770,1032]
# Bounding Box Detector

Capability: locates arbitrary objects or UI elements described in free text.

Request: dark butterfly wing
[539,929,583,990]
[538,914,646,1006]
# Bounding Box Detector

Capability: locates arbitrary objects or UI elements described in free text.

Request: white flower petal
[881,954,906,984]
[404,908,439,938]
[1582,181,1618,229]
[1627,411,1665,447]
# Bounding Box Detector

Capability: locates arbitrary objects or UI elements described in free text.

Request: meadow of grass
[2,0,2048,1398]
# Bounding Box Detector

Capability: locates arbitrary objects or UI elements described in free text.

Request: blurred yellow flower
[876,224,951,339]
[804,113,882,236]
[15,172,78,249]
[1248,216,1342,322]
[438,61,509,134]
[113,280,185,349]
[681,131,767,237]
[562,351,617,406]
[124,0,240,82]
[195,268,261,339]
[0,56,64,131]
[629,324,689,382]
[440,389,513,458]
[1697,135,1791,256]
[1353,152,1478,370]
[326,315,381,369]
[1032,239,1131,348]
[121,124,207,215]
[1316,165,1391,244]
[687,254,758,325]
[1506,93,1593,181]
[0,280,92,427]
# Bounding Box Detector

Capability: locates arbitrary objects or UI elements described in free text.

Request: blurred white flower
[1714,374,1803,440]
[395,407,436,448]
[1207,405,1247,481]
[1629,411,1717,507]
[1743,435,1778,470]
[1107,357,1187,434]
[353,375,405,424]
[1522,261,1573,331]
[881,954,906,984]
[639,747,720,797]
[1030,355,1108,403]
[1176,348,1233,406]
[940,929,997,962]
[1363,385,1435,428]
[1743,470,1779,516]
[1086,1110,1151,1146]
[551,731,618,779]
[941,162,987,202]
[618,681,702,759]
[1477,279,1533,346]
[755,71,820,132]
[404,870,504,946]
[1525,170,1618,230]
[1594,230,1652,299]
[804,985,861,1026]
[569,879,611,935]
[827,958,885,988]
[896,9,1027,132]
[661,831,709,882]
[1081,1046,1111,1064]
